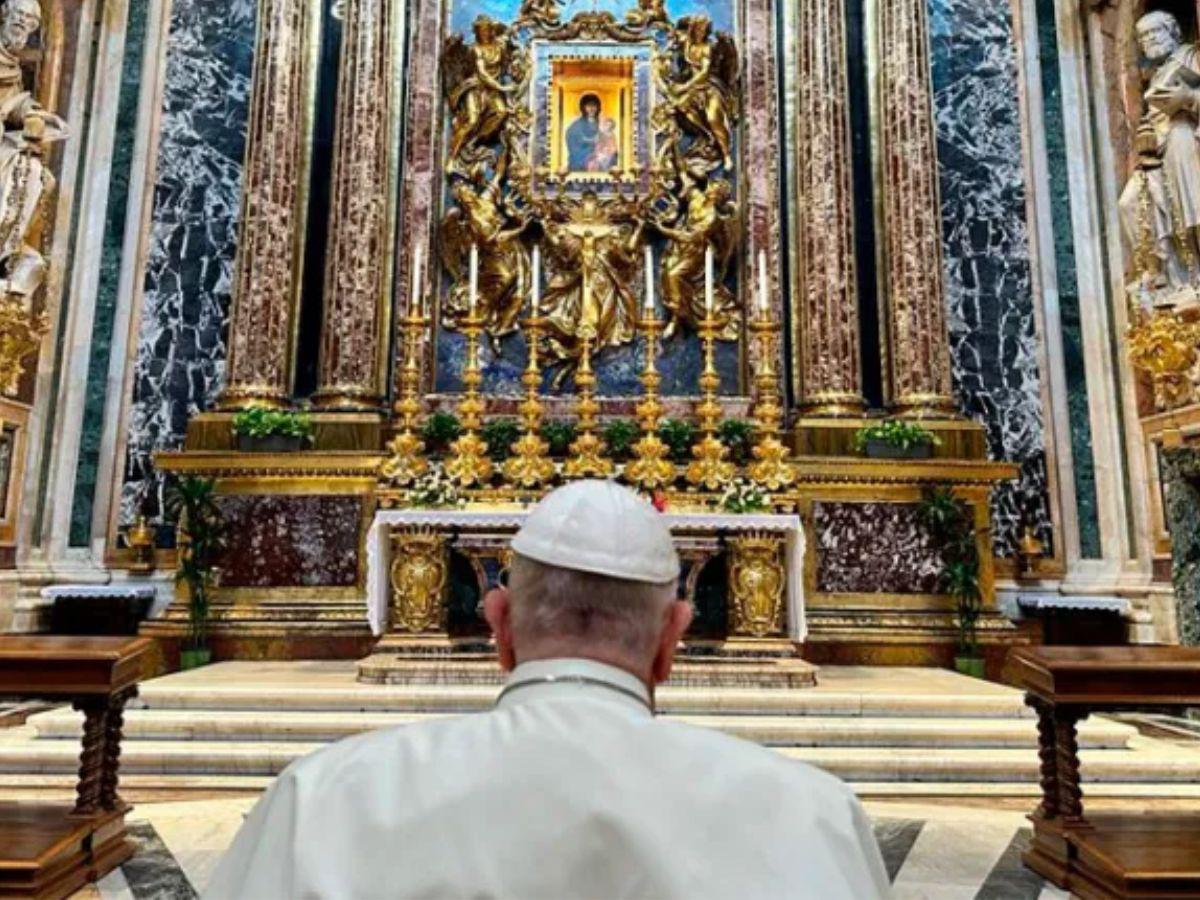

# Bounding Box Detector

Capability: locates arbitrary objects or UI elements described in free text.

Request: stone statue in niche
[0,0,67,394]
[439,178,531,350]
[653,178,739,340]
[1119,10,1200,304]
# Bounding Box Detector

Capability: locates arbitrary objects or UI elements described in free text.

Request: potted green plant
[540,420,577,457]
[231,406,314,453]
[853,420,939,460]
[602,419,640,462]
[719,477,769,513]
[917,485,985,678]
[481,418,521,462]
[657,419,697,464]
[421,411,462,457]
[166,476,227,670]
[718,418,756,466]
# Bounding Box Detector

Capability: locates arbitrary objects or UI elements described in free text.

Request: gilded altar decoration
[0,0,65,395]
[656,17,739,174]
[1119,11,1200,305]
[379,308,429,486]
[563,337,614,478]
[626,311,676,488]
[389,529,449,633]
[686,308,736,489]
[440,178,531,342]
[503,312,556,487]
[515,0,559,29]
[444,310,495,486]
[1126,305,1200,411]
[727,532,786,638]
[747,311,796,489]
[653,179,739,339]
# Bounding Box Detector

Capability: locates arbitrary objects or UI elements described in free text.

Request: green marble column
[1161,448,1200,645]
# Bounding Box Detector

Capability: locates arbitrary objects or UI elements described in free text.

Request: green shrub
[917,485,981,659]
[231,406,314,440]
[602,419,640,461]
[718,418,756,465]
[421,411,462,455]
[540,420,577,456]
[657,419,697,463]
[481,418,521,462]
[853,419,939,453]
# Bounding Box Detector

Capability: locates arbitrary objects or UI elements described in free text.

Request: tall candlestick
[644,244,654,312]
[531,244,541,312]
[757,249,769,318]
[411,244,423,316]
[704,244,714,314]
[468,243,479,314]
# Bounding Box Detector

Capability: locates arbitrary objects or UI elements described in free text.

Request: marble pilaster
[795,0,864,415]
[876,0,955,416]
[314,0,397,410]
[218,0,318,409]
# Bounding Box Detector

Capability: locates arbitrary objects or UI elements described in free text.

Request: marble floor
[66,796,1079,899]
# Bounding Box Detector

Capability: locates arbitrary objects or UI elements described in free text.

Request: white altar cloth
[366,508,806,641]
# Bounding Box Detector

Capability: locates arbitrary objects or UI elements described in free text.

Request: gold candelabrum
[686,310,736,489]
[444,309,495,487]
[564,334,614,478]
[626,312,676,489]
[746,310,796,489]
[380,309,430,486]
[503,314,556,488]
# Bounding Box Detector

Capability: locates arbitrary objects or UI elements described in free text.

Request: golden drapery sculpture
[435,4,743,369]
[0,0,65,394]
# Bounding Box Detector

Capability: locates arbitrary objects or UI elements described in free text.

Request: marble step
[26,707,1135,749]
[0,739,1193,783]
[135,683,1034,719]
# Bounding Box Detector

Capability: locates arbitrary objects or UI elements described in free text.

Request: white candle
[411,244,422,316]
[531,244,541,313]
[704,244,714,314]
[757,249,769,317]
[644,244,654,312]
[468,243,479,314]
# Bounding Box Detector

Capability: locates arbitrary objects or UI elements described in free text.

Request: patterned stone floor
[65,796,1083,899]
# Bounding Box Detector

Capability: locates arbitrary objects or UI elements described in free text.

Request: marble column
[314,0,396,410]
[877,0,956,416]
[218,0,316,409]
[795,0,864,415]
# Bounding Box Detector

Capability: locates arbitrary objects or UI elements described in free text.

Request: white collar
[496,657,653,715]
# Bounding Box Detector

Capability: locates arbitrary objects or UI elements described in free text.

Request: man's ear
[651,600,692,685]
[483,587,516,672]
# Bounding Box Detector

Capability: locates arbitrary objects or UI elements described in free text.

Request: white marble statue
[0,0,66,299]
[1119,11,1200,302]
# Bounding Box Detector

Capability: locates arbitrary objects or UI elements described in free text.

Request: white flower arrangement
[405,465,463,509]
[719,477,769,514]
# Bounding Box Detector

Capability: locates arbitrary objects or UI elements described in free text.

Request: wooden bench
[0,636,152,899]
[1004,646,1200,899]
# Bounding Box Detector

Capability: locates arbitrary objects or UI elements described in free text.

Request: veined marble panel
[814,502,944,594]
[929,0,1051,556]
[119,0,256,524]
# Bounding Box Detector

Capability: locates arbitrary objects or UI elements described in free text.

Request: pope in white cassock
[205,480,890,899]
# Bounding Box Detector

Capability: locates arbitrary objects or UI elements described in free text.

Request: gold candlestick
[746,311,796,489]
[686,311,735,490]
[444,310,494,487]
[503,316,556,488]
[380,310,430,486]
[564,334,613,479]
[626,314,676,489]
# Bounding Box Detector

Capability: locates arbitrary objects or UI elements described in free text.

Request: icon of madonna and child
[565,93,620,173]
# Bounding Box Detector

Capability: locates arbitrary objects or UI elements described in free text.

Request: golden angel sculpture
[659,16,739,174]
[442,16,524,180]
[440,178,531,347]
[540,191,642,385]
[0,0,67,394]
[655,179,739,340]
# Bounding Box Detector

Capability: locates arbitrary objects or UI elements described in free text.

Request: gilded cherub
[440,179,531,349]
[654,178,740,340]
[661,16,739,173]
[516,0,560,29]
[441,16,521,179]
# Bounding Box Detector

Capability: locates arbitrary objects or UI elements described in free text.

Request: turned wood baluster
[1030,696,1059,820]
[1055,708,1088,825]
[100,688,135,811]
[72,698,108,816]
